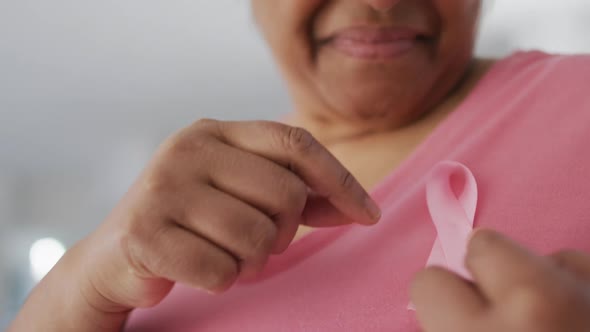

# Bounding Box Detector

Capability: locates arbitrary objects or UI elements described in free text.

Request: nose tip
[361,0,401,12]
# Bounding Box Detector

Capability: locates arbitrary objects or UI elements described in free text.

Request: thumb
[301,194,381,228]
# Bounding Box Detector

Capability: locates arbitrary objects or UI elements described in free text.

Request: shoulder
[489,51,590,89]
[471,51,590,108]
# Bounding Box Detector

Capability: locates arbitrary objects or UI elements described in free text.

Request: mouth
[318,26,432,60]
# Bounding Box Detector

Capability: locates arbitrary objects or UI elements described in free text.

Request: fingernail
[365,197,382,223]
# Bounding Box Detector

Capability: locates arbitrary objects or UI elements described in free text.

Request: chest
[327,128,435,192]
[126,148,590,332]
[126,96,590,331]
[294,136,424,240]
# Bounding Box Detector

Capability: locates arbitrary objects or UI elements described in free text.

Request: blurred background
[1,0,590,327]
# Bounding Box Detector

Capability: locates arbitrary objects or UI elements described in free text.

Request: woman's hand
[85,119,380,307]
[411,230,590,332]
[10,119,380,331]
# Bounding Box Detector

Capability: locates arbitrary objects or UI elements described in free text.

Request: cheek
[252,0,324,42]
[252,0,327,82]
[435,0,480,41]
[434,0,482,87]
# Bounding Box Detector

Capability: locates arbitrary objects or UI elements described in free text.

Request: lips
[321,26,430,60]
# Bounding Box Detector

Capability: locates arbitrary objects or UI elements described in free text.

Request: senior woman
[10,0,590,331]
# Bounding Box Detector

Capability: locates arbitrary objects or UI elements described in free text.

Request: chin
[314,51,437,121]
[317,77,432,126]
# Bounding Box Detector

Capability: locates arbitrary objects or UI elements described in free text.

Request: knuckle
[137,226,173,276]
[162,132,211,158]
[120,210,152,245]
[193,118,219,129]
[160,119,221,158]
[245,220,277,259]
[118,219,155,278]
[339,170,356,190]
[201,258,239,292]
[285,126,316,154]
[288,180,309,213]
[142,170,176,195]
[278,175,308,214]
[117,208,172,277]
[157,118,221,159]
[190,118,225,141]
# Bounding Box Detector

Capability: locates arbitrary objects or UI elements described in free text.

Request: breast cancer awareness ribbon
[408,161,478,311]
[425,161,478,280]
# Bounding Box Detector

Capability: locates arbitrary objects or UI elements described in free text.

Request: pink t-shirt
[125,51,590,331]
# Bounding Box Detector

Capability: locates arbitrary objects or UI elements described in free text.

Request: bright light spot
[29,238,66,282]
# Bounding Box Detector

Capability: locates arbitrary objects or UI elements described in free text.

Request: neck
[286,58,495,146]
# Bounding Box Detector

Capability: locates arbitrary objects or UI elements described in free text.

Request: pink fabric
[125,51,590,331]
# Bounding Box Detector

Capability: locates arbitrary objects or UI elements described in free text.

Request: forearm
[7,243,129,332]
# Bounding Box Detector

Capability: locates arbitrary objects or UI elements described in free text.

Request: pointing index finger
[212,120,381,225]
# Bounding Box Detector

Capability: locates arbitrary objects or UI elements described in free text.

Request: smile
[322,26,431,60]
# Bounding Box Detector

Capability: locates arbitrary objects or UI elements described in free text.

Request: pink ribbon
[409,161,477,310]
[424,161,477,279]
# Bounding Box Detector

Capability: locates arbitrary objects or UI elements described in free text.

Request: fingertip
[363,197,382,224]
[468,228,484,243]
[271,239,290,255]
[409,269,428,300]
[410,266,486,330]
[468,229,529,258]
[410,266,446,301]
[466,229,502,267]
[410,267,452,317]
[270,216,301,254]
[359,217,380,226]
[206,275,238,295]
[205,283,231,296]
[468,228,501,250]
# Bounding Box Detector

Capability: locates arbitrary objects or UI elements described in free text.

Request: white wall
[477,0,590,55]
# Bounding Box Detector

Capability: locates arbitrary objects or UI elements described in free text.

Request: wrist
[9,239,130,332]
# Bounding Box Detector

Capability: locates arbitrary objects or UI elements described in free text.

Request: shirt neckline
[242,52,524,284]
